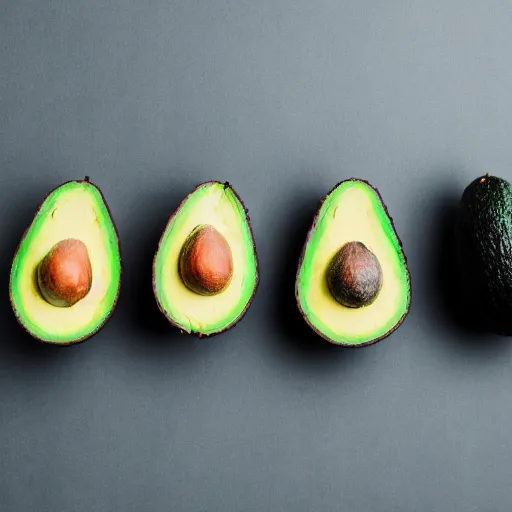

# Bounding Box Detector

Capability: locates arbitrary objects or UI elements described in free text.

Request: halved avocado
[295,178,411,347]
[153,181,259,337]
[9,178,122,345]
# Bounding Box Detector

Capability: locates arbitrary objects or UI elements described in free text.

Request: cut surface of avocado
[10,179,121,344]
[296,179,410,346]
[153,181,258,336]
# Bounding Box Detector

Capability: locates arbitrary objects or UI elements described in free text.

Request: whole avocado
[457,174,512,334]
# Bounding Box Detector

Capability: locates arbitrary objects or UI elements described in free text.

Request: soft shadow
[119,185,214,357]
[426,190,510,355]
[269,190,369,370]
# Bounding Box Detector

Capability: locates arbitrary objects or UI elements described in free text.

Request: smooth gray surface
[1,1,512,510]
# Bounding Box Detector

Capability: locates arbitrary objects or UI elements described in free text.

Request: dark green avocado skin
[457,175,512,334]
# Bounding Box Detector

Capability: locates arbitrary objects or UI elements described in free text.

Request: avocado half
[295,178,411,347]
[456,174,512,334]
[9,178,122,345]
[152,181,259,337]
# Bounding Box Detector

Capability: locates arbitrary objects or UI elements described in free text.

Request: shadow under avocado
[121,191,181,337]
[119,187,214,357]
[124,227,174,337]
[269,193,369,368]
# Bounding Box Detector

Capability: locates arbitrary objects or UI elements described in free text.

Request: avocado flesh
[153,181,258,336]
[10,180,121,344]
[296,179,411,346]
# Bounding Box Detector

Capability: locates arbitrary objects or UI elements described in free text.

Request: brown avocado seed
[37,239,93,307]
[179,224,233,296]
[326,241,382,308]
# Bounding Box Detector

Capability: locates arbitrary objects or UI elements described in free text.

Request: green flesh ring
[296,179,411,346]
[153,181,258,336]
[10,180,121,344]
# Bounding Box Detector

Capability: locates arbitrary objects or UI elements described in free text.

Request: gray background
[1,1,511,511]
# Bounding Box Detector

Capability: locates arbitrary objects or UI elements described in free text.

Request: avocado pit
[37,238,93,307]
[179,224,233,296]
[326,241,382,308]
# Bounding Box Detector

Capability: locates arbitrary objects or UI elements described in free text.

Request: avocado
[10,178,122,345]
[456,174,512,334]
[153,181,259,337]
[295,178,411,347]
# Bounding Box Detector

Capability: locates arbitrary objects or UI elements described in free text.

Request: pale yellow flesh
[297,182,409,345]
[12,187,118,341]
[154,184,257,335]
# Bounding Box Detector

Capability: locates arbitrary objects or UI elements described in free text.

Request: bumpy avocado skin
[295,178,411,347]
[9,178,122,345]
[152,181,259,338]
[457,175,512,334]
